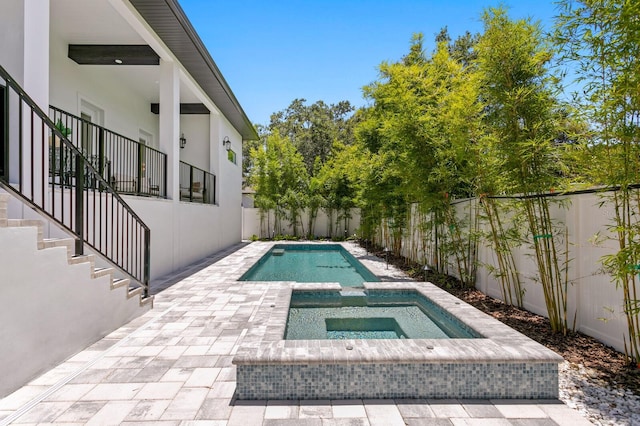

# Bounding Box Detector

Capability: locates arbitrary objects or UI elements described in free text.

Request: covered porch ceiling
[50,0,257,138]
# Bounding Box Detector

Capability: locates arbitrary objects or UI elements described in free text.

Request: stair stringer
[0,194,153,398]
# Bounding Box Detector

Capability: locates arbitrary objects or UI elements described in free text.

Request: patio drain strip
[0,300,183,426]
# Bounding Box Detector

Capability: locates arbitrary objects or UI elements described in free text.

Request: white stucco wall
[0,222,148,398]
[0,0,25,82]
[179,114,210,171]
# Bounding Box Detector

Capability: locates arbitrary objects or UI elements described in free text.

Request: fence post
[144,228,150,298]
[136,142,143,195]
[1,85,7,180]
[189,165,193,201]
[98,127,105,185]
[75,154,84,255]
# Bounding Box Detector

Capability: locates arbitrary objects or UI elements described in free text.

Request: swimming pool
[285,289,479,339]
[232,243,562,400]
[239,244,379,287]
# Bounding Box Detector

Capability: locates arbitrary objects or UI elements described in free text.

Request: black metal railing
[0,65,150,296]
[49,106,166,198]
[179,161,216,204]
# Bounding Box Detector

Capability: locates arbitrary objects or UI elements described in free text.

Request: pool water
[239,244,379,287]
[285,290,479,340]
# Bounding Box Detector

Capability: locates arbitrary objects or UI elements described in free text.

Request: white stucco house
[0,0,257,397]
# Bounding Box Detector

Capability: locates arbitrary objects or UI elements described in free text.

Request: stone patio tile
[491,402,548,419]
[183,368,221,388]
[321,418,371,425]
[182,346,210,356]
[57,403,108,424]
[134,382,183,400]
[12,401,73,423]
[226,400,266,426]
[66,350,102,363]
[508,420,559,426]
[449,419,513,426]
[44,384,95,401]
[214,356,235,368]
[405,419,454,426]
[215,366,236,381]
[427,400,470,418]
[133,363,175,382]
[160,368,193,382]
[85,400,138,425]
[124,399,172,421]
[460,400,504,418]
[172,355,220,368]
[331,400,367,418]
[87,356,121,370]
[178,421,227,426]
[106,346,144,357]
[205,381,236,398]
[80,383,144,400]
[539,404,593,425]
[264,400,299,419]
[264,419,323,426]
[362,400,405,426]
[68,368,112,385]
[102,368,141,383]
[0,386,49,410]
[394,399,435,418]
[136,346,166,357]
[28,363,80,386]
[156,346,188,359]
[160,388,208,420]
[117,356,155,369]
[300,400,333,419]
[194,398,233,420]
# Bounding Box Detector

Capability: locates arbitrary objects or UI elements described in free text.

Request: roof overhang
[129,0,258,140]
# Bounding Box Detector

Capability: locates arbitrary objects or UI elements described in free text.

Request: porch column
[0,0,50,199]
[159,60,180,200]
[209,113,220,205]
[23,0,49,112]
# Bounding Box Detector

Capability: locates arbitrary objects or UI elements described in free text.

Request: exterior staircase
[0,192,152,398]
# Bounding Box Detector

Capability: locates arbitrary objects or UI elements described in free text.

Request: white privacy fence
[386,193,630,353]
[242,208,361,240]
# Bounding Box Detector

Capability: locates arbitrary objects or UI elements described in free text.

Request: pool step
[339,289,368,306]
[272,248,285,256]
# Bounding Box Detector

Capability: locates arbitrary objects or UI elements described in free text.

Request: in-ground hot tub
[285,288,480,340]
[233,279,563,400]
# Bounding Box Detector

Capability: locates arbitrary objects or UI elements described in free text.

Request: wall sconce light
[222,136,231,151]
[179,133,187,149]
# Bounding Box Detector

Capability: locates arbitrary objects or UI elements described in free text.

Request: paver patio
[0,242,592,425]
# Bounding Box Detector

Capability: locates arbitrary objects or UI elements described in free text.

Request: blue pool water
[285,290,480,340]
[239,244,379,287]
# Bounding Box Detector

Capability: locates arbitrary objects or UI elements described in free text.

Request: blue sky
[180,0,561,126]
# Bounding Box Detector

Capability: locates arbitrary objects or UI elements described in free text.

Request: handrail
[49,106,167,199]
[0,64,150,296]
[179,160,216,204]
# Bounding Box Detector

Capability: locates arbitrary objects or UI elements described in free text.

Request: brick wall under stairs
[0,193,153,398]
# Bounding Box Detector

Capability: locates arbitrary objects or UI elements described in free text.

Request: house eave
[129,0,258,140]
